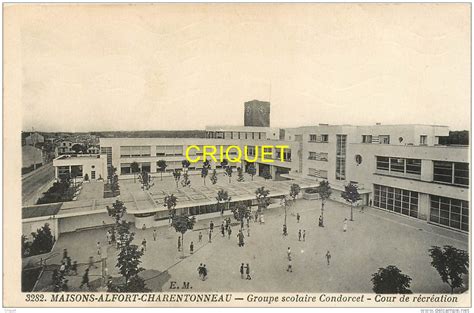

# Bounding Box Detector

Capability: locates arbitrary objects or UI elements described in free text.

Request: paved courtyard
[35,195,468,293]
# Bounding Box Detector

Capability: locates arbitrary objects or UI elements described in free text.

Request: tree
[220,159,228,168]
[70,166,82,188]
[237,167,245,182]
[210,169,218,185]
[139,170,152,190]
[290,183,301,202]
[30,223,55,255]
[182,160,190,171]
[371,265,412,294]
[84,173,89,181]
[21,235,31,257]
[201,166,209,185]
[261,167,272,180]
[341,183,360,221]
[247,163,257,181]
[108,166,120,196]
[172,169,181,188]
[225,166,233,183]
[157,160,167,181]
[115,220,147,291]
[317,180,332,225]
[255,187,270,212]
[429,245,469,294]
[216,189,231,215]
[171,214,196,258]
[130,162,140,183]
[231,202,251,229]
[280,196,290,226]
[107,200,127,223]
[181,171,191,188]
[71,143,84,154]
[164,194,178,219]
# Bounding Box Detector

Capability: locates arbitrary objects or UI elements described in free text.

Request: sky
[14,3,471,132]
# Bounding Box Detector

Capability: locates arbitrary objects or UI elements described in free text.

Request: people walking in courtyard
[209,221,214,233]
[282,224,288,236]
[343,218,348,232]
[297,213,300,223]
[246,263,252,280]
[190,241,194,254]
[221,223,225,237]
[80,268,90,289]
[142,238,147,251]
[303,230,306,242]
[153,229,157,241]
[228,226,232,239]
[97,242,101,256]
[240,263,244,279]
[63,248,68,260]
[208,231,212,243]
[202,264,208,280]
[287,247,291,260]
[326,250,331,266]
[318,215,324,227]
[298,229,301,241]
[178,236,181,251]
[254,211,258,222]
[198,231,202,242]
[106,230,112,244]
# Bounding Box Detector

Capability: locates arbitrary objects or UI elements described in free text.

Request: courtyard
[34,192,468,293]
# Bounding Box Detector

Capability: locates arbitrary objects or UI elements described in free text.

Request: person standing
[202,264,208,280]
[287,257,293,272]
[287,247,291,260]
[247,227,250,237]
[89,256,97,269]
[178,236,181,251]
[240,263,245,279]
[210,221,214,233]
[227,227,232,239]
[153,229,157,241]
[71,261,78,275]
[303,230,306,242]
[142,238,147,251]
[296,213,300,223]
[343,218,348,232]
[246,216,250,228]
[282,224,287,236]
[246,263,252,280]
[190,241,194,254]
[63,248,68,260]
[97,242,101,256]
[318,215,324,227]
[197,263,203,280]
[208,231,212,243]
[298,229,301,241]
[80,268,90,289]
[198,231,203,243]
[326,250,331,266]
[254,211,258,222]
[221,223,225,237]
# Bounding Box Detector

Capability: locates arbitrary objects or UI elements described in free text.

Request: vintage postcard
[3,2,471,308]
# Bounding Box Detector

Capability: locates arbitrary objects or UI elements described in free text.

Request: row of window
[363,135,428,145]
[335,135,347,180]
[433,161,469,187]
[120,146,151,158]
[376,157,422,176]
[207,131,267,140]
[308,151,328,161]
[373,184,419,218]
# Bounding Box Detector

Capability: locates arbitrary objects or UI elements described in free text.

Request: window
[309,134,317,142]
[276,149,291,162]
[336,135,347,180]
[362,135,373,143]
[308,168,328,179]
[433,161,469,187]
[406,159,422,175]
[321,134,329,143]
[373,184,419,218]
[308,152,328,161]
[379,135,390,144]
[376,156,390,171]
[430,195,468,231]
[420,135,427,145]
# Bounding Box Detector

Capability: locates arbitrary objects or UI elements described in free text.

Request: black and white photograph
[4,2,471,308]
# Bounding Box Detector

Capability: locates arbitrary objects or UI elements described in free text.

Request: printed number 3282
[25,294,46,302]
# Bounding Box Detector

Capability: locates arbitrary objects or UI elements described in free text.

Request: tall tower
[244,100,270,127]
